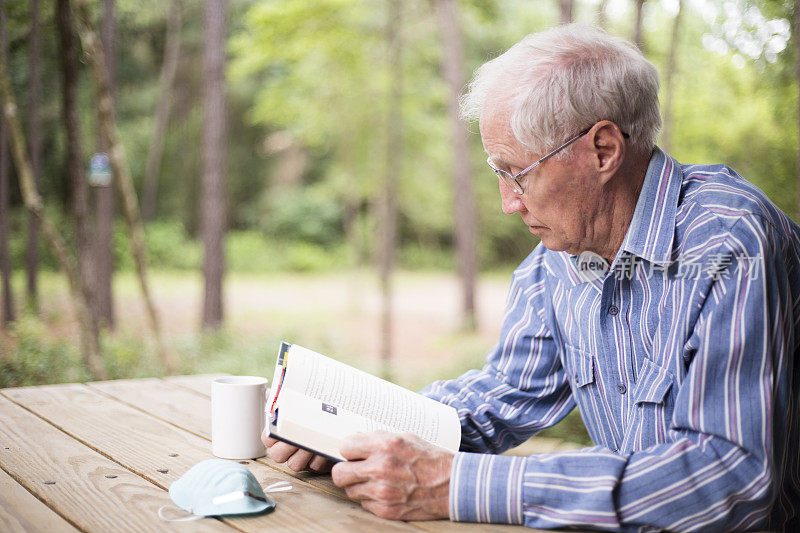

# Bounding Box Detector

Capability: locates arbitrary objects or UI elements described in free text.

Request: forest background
[0,0,797,447]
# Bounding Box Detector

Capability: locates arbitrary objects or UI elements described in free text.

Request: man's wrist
[432,452,454,519]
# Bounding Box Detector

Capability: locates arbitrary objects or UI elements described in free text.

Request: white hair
[460,23,661,157]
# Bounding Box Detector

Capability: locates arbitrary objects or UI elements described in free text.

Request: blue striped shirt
[422,148,800,531]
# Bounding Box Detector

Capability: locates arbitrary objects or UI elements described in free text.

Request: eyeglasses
[486,128,591,195]
[486,126,629,194]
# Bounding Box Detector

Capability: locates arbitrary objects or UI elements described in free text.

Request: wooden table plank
[412,521,532,533]
[164,373,227,396]
[89,377,211,438]
[0,464,81,533]
[0,394,232,532]
[90,376,344,496]
[3,383,423,533]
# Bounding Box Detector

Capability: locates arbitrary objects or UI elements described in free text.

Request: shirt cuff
[449,452,526,524]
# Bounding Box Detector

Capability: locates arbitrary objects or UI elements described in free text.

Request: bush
[226,231,283,273]
[227,231,348,272]
[142,221,202,270]
[173,329,284,376]
[115,220,201,271]
[284,241,347,272]
[0,316,175,387]
[101,334,167,379]
[399,243,454,270]
[0,317,91,388]
[259,187,344,247]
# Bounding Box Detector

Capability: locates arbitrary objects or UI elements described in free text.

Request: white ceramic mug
[211,376,268,460]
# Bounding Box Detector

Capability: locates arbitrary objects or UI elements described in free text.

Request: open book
[266,342,462,462]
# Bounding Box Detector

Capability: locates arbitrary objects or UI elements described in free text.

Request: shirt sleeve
[442,216,794,531]
[421,248,576,454]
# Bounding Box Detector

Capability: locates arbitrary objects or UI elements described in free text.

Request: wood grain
[411,519,533,533]
[0,393,231,532]
[90,376,344,496]
[165,373,226,396]
[3,383,421,533]
[0,464,80,533]
[89,377,210,438]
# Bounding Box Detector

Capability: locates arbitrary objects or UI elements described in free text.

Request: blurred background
[0,0,797,446]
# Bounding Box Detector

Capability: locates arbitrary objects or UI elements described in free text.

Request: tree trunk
[142,0,182,222]
[559,0,574,24]
[596,0,609,29]
[633,0,645,51]
[200,0,227,329]
[72,0,174,372]
[0,49,107,379]
[0,0,12,327]
[434,0,476,330]
[795,0,800,220]
[661,0,682,154]
[26,0,42,313]
[94,0,115,329]
[378,0,402,380]
[57,0,98,341]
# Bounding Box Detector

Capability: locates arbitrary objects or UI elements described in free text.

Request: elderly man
[265,24,800,531]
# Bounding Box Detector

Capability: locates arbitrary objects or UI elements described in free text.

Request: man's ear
[588,121,625,184]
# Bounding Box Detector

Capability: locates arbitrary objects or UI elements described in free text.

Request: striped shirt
[422,148,800,531]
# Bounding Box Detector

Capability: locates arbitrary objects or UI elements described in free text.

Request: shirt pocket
[563,343,596,388]
[626,357,676,449]
[632,358,674,405]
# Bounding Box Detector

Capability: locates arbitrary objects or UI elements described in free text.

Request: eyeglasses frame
[486,126,629,195]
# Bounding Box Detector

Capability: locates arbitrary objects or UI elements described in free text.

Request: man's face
[479,95,604,256]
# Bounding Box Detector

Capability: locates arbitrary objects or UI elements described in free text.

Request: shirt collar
[618,148,682,266]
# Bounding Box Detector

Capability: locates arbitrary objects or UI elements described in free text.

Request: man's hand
[331,431,453,521]
[261,429,332,472]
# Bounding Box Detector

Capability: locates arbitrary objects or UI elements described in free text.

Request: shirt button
[609,305,619,315]
[617,384,627,394]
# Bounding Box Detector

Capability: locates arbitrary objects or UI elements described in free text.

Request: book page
[280,344,460,451]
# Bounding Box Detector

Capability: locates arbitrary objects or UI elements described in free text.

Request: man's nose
[499,180,525,215]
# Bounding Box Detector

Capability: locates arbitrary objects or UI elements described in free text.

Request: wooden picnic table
[0,374,554,533]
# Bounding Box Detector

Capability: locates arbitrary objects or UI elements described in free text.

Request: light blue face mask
[159,459,285,521]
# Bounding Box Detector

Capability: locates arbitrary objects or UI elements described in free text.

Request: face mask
[159,459,284,521]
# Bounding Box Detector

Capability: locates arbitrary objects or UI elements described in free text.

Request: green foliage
[259,187,345,246]
[399,242,454,270]
[112,220,200,271]
[0,317,91,388]
[141,221,202,270]
[0,316,171,388]
[173,330,282,377]
[101,333,168,379]
[282,242,346,272]
[227,231,349,273]
[229,0,382,147]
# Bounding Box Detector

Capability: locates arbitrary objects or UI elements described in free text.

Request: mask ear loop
[157,506,204,522]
